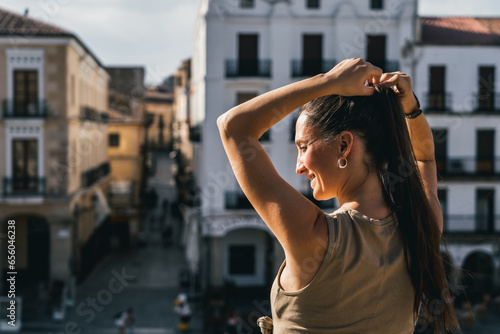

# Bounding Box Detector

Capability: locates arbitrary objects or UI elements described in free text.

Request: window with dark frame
[12,139,38,191]
[240,0,254,8]
[437,189,448,231]
[307,0,320,9]
[370,0,383,10]
[14,70,38,116]
[109,133,120,147]
[429,66,446,110]
[229,245,256,275]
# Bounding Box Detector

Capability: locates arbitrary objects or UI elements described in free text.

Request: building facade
[0,8,110,321]
[192,0,500,300]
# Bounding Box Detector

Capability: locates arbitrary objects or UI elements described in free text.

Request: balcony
[436,157,500,178]
[444,215,500,235]
[225,59,272,78]
[366,59,400,72]
[3,177,45,196]
[424,92,452,112]
[80,106,108,122]
[81,162,111,188]
[474,92,500,112]
[2,99,48,118]
[291,59,337,78]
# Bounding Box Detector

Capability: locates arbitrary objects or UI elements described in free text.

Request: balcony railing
[366,59,400,72]
[436,157,500,177]
[80,106,109,122]
[2,99,48,118]
[444,215,500,234]
[3,177,46,196]
[225,59,272,78]
[291,59,337,77]
[81,162,111,188]
[474,92,500,112]
[424,92,452,111]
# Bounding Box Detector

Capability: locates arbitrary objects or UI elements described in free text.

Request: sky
[1,0,500,86]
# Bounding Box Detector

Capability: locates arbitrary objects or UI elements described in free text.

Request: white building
[191,0,500,295]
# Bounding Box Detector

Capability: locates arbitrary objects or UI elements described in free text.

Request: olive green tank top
[270,208,416,334]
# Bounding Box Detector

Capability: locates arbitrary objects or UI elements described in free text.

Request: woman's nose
[296,160,306,175]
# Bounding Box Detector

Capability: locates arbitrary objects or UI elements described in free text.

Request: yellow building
[0,8,110,318]
[106,67,147,245]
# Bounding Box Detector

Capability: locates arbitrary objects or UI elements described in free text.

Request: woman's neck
[337,172,391,220]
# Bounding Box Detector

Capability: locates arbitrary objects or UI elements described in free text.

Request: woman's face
[295,114,341,200]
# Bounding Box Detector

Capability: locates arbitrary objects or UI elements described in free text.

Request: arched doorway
[461,251,494,304]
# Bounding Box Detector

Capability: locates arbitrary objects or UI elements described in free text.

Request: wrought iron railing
[80,162,111,188]
[424,92,452,111]
[443,215,500,234]
[474,92,500,112]
[291,59,337,77]
[3,176,45,196]
[366,59,400,72]
[435,157,500,177]
[2,99,48,118]
[225,59,272,78]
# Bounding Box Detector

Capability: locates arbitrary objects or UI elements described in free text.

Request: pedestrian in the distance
[224,309,239,334]
[174,293,192,332]
[125,308,135,334]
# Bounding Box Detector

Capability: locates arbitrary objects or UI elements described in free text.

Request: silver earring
[338,158,348,169]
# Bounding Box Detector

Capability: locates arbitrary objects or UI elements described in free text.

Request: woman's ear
[338,131,354,158]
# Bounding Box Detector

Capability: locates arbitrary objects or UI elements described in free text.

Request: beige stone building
[0,8,110,318]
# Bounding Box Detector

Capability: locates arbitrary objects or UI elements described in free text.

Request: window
[370,0,383,10]
[476,189,494,233]
[307,0,320,9]
[438,189,448,231]
[109,133,120,147]
[302,34,323,76]
[366,35,386,70]
[14,70,38,116]
[12,139,38,192]
[432,129,447,174]
[478,66,495,111]
[240,0,254,8]
[428,66,446,110]
[229,245,255,275]
[476,130,494,174]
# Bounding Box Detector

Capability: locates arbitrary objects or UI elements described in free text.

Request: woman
[217,58,460,333]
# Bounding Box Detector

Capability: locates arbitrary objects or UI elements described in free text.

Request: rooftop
[0,7,104,68]
[0,7,72,37]
[421,17,500,45]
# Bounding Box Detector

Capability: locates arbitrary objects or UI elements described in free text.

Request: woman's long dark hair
[301,86,460,333]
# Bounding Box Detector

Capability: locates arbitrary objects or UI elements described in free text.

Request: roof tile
[0,7,72,36]
[421,17,500,45]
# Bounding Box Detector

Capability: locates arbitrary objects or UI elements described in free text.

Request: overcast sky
[1,0,500,85]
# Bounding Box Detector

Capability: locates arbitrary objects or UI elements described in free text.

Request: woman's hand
[379,72,418,114]
[324,58,383,96]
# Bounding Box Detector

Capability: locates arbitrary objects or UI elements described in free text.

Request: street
[22,221,203,334]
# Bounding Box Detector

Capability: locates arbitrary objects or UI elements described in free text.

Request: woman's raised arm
[217,58,382,260]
